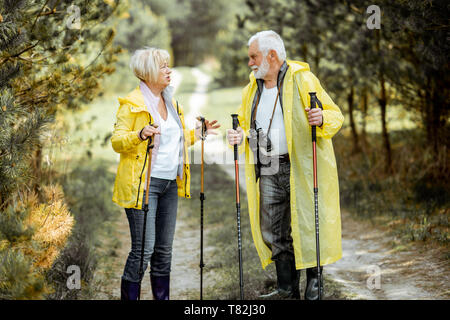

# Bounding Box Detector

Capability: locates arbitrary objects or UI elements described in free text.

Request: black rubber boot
[120,278,140,300]
[150,275,170,300]
[259,258,300,299]
[291,268,301,299]
[305,266,323,300]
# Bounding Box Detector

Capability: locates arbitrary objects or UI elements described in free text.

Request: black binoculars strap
[251,85,281,137]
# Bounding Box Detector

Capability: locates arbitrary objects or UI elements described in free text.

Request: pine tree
[0,0,122,299]
[380,0,450,161]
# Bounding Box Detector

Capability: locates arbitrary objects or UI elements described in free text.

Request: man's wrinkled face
[248,41,269,79]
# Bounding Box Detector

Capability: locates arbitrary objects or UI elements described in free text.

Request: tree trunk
[426,76,448,156]
[361,87,368,149]
[314,42,320,77]
[348,85,361,153]
[376,29,393,174]
[301,43,308,62]
[379,74,393,174]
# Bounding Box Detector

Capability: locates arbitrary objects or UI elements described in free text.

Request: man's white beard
[252,56,270,79]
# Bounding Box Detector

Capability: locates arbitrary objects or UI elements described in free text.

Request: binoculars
[248,127,272,155]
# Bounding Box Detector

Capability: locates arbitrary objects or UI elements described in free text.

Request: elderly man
[227,30,344,300]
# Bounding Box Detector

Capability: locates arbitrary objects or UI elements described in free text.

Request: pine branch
[0,22,26,52]
[30,0,51,31]
[1,0,27,13]
[0,41,40,68]
[0,62,20,88]
[9,41,39,59]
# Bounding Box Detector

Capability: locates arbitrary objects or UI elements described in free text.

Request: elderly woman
[111,47,219,300]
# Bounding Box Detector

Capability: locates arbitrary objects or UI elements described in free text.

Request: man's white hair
[130,47,170,83]
[248,30,286,61]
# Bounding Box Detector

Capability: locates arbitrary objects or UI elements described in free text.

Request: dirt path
[325,210,449,300]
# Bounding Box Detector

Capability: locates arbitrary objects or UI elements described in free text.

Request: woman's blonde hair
[130,47,170,83]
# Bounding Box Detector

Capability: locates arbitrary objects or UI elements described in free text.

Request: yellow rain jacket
[236,60,344,270]
[111,86,196,209]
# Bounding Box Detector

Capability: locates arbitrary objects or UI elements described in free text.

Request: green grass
[334,127,449,245]
[63,95,119,161]
[201,86,242,134]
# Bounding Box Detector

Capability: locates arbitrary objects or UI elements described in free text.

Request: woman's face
[156,61,171,88]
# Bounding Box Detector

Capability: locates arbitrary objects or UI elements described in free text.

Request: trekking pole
[309,92,322,300]
[138,122,157,300]
[197,116,207,300]
[231,114,244,300]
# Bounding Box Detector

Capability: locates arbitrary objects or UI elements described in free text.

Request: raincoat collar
[250,60,289,129]
[121,83,175,113]
[139,81,176,122]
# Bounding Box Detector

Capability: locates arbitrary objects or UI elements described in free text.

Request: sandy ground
[95,68,449,300]
[325,210,449,300]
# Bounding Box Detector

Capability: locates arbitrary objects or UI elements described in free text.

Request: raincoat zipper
[176,101,188,198]
[184,167,187,197]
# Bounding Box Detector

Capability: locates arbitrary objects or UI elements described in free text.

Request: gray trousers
[259,161,294,262]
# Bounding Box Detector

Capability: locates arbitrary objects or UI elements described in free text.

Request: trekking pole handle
[308,92,324,143]
[309,92,318,142]
[231,114,239,160]
[196,116,207,141]
[146,123,158,150]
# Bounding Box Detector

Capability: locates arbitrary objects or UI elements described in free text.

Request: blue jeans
[122,177,178,283]
[259,161,294,261]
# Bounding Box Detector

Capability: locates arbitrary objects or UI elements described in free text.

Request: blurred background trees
[144,0,234,66]
[114,2,171,53]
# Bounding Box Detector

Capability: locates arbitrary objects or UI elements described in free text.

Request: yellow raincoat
[111,86,196,209]
[236,60,344,270]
